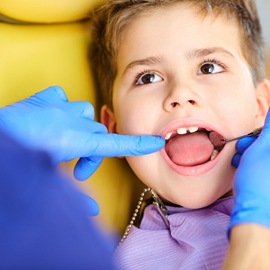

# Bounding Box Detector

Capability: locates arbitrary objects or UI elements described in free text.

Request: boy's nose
[170,100,196,108]
[163,84,201,112]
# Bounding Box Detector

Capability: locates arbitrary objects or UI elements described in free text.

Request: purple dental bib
[115,196,234,270]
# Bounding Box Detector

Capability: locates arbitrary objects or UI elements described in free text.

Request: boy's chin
[163,190,233,209]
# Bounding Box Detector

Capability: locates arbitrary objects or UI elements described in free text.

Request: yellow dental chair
[0,0,142,237]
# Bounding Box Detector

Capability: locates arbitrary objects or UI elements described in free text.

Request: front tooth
[165,132,173,140]
[188,126,198,133]
[177,127,187,135]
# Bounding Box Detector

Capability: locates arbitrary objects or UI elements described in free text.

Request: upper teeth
[165,126,199,140]
[177,128,187,135]
[165,132,173,140]
[188,127,199,133]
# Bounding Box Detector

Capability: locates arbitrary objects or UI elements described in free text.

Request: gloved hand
[0,86,165,181]
[0,86,165,216]
[229,110,270,234]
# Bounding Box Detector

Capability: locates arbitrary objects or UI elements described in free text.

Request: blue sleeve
[0,129,116,270]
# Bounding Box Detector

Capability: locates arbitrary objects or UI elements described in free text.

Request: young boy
[90,0,270,269]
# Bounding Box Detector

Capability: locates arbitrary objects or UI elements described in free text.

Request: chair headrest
[0,0,103,23]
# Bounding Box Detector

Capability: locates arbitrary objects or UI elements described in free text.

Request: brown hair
[89,0,265,109]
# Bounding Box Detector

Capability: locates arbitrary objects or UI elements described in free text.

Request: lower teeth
[210,149,219,160]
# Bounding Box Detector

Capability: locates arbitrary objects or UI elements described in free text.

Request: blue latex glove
[229,110,270,234]
[0,86,165,215]
[0,86,165,181]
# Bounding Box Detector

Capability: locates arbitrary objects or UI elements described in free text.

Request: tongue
[165,131,214,166]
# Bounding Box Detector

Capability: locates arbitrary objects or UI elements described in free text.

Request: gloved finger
[74,157,103,181]
[79,192,100,216]
[78,134,165,158]
[77,119,108,134]
[62,101,95,120]
[235,136,257,154]
[32,86,68,104]
[16,86,68,111]
[231,153,242,168]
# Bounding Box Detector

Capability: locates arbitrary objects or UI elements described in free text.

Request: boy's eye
[135,72,163,85]
[197,62,224,75]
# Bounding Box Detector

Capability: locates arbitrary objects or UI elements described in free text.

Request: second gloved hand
[229,109,270,234]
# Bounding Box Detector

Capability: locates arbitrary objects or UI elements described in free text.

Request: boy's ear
[255,79,270,126]
[100,105,117,133]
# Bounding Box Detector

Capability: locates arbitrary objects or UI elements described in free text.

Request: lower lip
[161,147,224,176]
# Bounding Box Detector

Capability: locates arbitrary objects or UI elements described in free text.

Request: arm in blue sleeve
[0,129,116,270]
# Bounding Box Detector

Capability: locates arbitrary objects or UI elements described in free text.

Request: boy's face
[101,4,269,208]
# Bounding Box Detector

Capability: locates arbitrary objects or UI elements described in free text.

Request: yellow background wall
[0,0,141,238]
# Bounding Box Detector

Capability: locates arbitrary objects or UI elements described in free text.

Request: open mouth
[164,126,225,167]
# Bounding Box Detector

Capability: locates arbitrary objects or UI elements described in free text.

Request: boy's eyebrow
[186,47,234,59]
[122,47,233,76]
[123,56,164,75]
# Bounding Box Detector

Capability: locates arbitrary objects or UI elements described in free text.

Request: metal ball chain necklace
[118,188,170,246]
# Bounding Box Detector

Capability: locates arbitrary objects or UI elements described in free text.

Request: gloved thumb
[74,157,103,180]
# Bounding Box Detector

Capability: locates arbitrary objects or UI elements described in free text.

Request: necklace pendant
[151,190,170,229]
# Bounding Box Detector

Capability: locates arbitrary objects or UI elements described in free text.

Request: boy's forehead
[117,1,237,29]
[116,4,243,63]
[117,2,240,47]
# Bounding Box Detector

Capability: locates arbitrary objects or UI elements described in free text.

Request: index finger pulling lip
[87,133,165,157]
